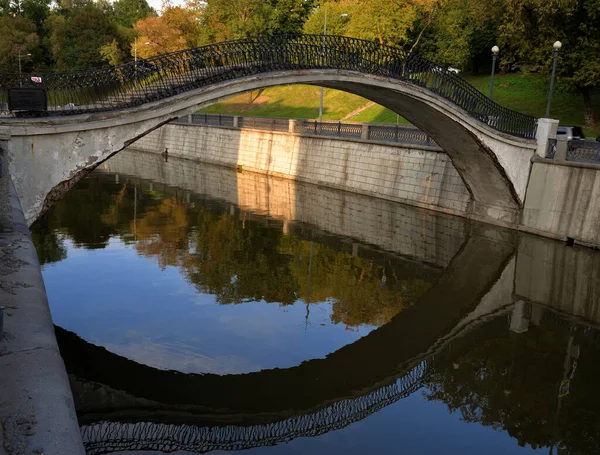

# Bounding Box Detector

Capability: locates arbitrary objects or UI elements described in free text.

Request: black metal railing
[239,116,289,132]
[171,113,440,148]
[190,113,234,127]
[369,124,433,145]
[0,35,537,139]
[298,119,363,138]
[567,140,600,163]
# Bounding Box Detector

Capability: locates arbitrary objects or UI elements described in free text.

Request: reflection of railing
[0,35,537,138]
[81,361,430,455]
[173,113,439,148]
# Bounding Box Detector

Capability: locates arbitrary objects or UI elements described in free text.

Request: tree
[113,0,154,28]
[162,3,203,48]
[200,0,271,43]
[497,0,600,126]
[415,0,503,70]
[133,15,187,58]
[268,0,314,35]
[0,16,38,72]
[100,38,123,66]
[49,5,122,69]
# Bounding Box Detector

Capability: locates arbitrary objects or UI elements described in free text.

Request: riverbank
[132,121,600,248]
[199,74,600,136]
[0,141,84,454]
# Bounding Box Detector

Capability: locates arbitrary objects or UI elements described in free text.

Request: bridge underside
[5,71,536,226]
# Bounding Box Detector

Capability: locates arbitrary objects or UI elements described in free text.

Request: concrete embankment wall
[521,160,600,247]
[132,124,600,249]
[132,123,472,219]
[0,137,84,454]
[103,149,469,268]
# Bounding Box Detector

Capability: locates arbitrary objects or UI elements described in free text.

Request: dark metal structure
[0,35,537,139]
[566,141,600,163]
[173,113,439,147]
[81,361,431,455]
[545,138,600,163]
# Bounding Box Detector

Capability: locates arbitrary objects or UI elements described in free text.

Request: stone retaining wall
[132,123,473,219]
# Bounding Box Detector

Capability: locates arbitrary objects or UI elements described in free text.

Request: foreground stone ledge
[0,174,84,455]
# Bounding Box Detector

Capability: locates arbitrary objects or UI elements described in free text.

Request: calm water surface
[32,149,600,455]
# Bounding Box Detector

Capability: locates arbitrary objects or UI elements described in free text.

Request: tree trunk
[579,85,594,127]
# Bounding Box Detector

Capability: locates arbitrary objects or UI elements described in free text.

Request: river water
[32,148,600,455]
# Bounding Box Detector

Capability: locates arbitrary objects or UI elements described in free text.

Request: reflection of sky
[44,238,376,374]
[232,391,541,454]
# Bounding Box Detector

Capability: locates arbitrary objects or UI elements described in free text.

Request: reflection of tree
[424,323,600,454]
[30,216,67,266]
[284,237,432,328]
[32,171,436,329]
[183,211,298,305]
[133,198,191,270]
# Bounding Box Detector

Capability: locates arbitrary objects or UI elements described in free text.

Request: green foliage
[49,5,121,69]
[200,0,271,43]
[100,39,123,66]
[113,0,154,28]
[268,0,314,34]
[0,16,38,72]
[302,2,350,36]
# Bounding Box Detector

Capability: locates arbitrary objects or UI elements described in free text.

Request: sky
[146,0,186,13]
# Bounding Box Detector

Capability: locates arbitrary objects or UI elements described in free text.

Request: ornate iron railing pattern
[567,140,600,163]
[190,113,234,127]
[239,116,290,132]
[0,35,537,138]
[368,124,433,145]
[81,360,430,455]
[172,113,440,148]
[298,119,363,138]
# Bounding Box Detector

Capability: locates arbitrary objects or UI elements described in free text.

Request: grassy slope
[200,73,600,135]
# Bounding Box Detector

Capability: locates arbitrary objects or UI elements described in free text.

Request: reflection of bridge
[55,164,600,453]
[60,214,520,453]
[3,35,542,227]
[81,361,430,455]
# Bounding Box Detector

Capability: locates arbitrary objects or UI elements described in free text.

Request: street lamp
[545,40,562,118]
[489,45,499,99]
[18,50,31,87]
[318,11,348,122]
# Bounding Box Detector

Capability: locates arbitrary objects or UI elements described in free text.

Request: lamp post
[488,45,499,99]
[18,50,31,87]
[318,11,348,122]
[545,41,562,118]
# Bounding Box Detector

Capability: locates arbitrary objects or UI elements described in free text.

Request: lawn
[199,74,600,136]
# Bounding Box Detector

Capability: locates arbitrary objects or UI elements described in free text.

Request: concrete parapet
[361,124,369,140]
[554,138,568,161]
[0,172,84,454]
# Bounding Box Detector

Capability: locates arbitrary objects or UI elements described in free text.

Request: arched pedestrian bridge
[0,35,541,225]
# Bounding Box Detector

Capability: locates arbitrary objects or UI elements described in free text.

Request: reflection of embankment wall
[516,234,600,325]
[100,150,468,267]
[130,124,472,218]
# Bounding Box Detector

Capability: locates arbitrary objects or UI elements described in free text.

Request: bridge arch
[0,35,537,225]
